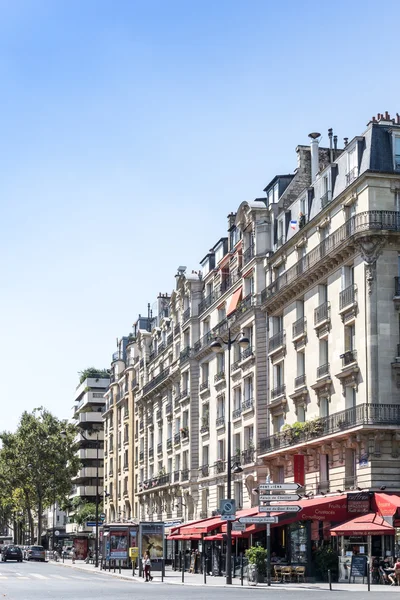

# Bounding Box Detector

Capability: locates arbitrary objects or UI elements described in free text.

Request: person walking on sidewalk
[144,552,153,582]
[71,546,76,564]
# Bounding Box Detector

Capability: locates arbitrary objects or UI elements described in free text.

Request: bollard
[240,554,244,587]
[62,552,65,564]
[367,565,370,592]
[161,558,164,582]
[119,559,121,574]
[113,559,116,573]
[182,556,185,583]
[203,555,206,584]
[132,559,135,577]
[328,569,332,591]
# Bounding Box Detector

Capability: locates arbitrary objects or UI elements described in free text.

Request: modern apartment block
[67,374,108,536]
[258,111,400,493]
[103,337,135,523]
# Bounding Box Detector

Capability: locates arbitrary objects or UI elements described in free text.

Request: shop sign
[347,492,370,514]
[358,454,369,468]
[293,455,305,486]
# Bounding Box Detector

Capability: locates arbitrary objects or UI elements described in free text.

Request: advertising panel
[73,538,88,560]
[110,530,128,559]
[139,522,164,560]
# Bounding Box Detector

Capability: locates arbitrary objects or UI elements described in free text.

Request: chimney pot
[385,111,390,120]
[377,113,381,120]
[344,137,348,146]
[397,113,400,125]
[333,135,338,150]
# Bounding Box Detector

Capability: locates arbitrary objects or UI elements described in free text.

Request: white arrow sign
[239,516,278,524]
[259,483,301,491]
[221,515,236,520]
[232,522,246,531]
[261,494,301,502]
[259,505,302,513]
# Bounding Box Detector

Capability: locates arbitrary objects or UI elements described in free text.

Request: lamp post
[211,328,248,585]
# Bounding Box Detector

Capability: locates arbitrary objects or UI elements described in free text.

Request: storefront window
[290,522,307,564]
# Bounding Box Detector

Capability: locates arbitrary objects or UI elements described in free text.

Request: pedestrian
[142,554,146,578]
[144,551,153,582]
[394,557,400,585]
[71,546,76,564]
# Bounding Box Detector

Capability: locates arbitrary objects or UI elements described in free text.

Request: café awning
[374,493,400,517]
[330,513,395,536]
[227,288,242,316]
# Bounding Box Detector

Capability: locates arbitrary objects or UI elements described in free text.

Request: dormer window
[346,146,358,185]
[394,136,400,171]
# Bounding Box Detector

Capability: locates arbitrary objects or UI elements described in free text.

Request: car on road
[26,545,46,562]
[2,545,23,562]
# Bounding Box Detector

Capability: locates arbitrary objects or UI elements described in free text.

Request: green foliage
[281,419,325,441]
[245,545,267,576]
[314,546,339,582]
[79,368,109,384]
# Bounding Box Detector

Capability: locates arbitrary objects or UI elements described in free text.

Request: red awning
[374,493,400,517]
[331,513,395,537]
[167,533,202,541]
[227,288,242,316]
[178,516,224,536]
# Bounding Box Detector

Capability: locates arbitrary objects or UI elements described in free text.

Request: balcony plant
[247,439,255,451]
[180,426,189,437]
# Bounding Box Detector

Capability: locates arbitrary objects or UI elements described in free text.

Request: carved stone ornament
[355,236,386,295]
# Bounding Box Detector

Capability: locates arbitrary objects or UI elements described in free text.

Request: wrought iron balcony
[193,331,213,354]
[182,307,191,323]
[292,316,306,338]
[271,384,286,400]
[320,190,332,208]
[345,166,358,185]
[177,389,189,402]
[263,211,400,305]
[200,464,209,477]
[259,403,400,455]
[174,432,181,444]
[180,346,191,364]
[214,371,225,383]
[341,349,357,367]
[215,460,225,474]
[200,423,210,434]
[243,243,255,265]
[200,380,209,392]
[142,368,170,396]
[232,359,241,372]
[242,449,254,464]
[339,284,357,310]
[241,346,254,361]
[216,416,225,428]
[232,407,242,420]
[199,291,217,314]
[269,330,285,353]
[181,469,189,481]
[317,363,330,378]
[294,374,306,388]
[314,301,330,325]
[242,397,254,411]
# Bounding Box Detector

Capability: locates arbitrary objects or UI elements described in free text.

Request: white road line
[29,573,49,579]
[51,575,69,580]
[70,575,89,579]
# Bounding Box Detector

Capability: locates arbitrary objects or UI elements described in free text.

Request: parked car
[26,545,46,562]
[2,546,23,562]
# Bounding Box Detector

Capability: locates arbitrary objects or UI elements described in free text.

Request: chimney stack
[308,132,321,182]
[333,135,338,151]
[344,137,348,147]
[328,128,333,163]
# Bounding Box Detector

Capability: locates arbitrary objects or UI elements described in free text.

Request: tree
[79,368,109,384]
[0,407,80,543]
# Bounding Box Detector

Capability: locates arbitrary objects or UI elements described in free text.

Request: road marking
[29,573,49,579]
[51,574,68,580]
[0,576,7,579]
[70,575,90,580]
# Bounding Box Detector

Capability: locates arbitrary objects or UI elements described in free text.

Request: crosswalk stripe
[70,575,89,580]
[51,575,68,580]
[0,576,7,579]
[29,573,49,579]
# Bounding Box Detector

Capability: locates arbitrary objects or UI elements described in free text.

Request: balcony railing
[173,470,180,482]
[292,316,306,338]
[262,211,400,304]
[200,464,209,477]
[320,190,332,208]
[157,442,162,454]
[215,460,225,474]
[142,368,170,396]
[174,432,181,444]
[269,330,285,353]
[314,301,330,325]
[243,243,255,265]
[199,291,217,314]
[200,424,210,434]
[341,349,357,366]
[242,397,254,411]
[181,469,189,481]
[193,331,213,354]
[259,403,400,455]
[214,371,225,383]
[345,166,358,185]
[166,403,172,415]
[177,389,189,402]
[241,346,254,361]
[232,359,241,372]
[216,416,225,428]
[232,407,242,419]
[200,380,209,392]
[242,449,254,464]
[180,346,191,364]
[271,384,286,400]
[317,363,330,378]
[167,438,172,449]
[339,284,357,310]
[294,374,306,388]
[182,307,191,323]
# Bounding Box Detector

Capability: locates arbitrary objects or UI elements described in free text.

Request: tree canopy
[79,367,109,384]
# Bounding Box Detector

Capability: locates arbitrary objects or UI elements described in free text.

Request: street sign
[239,516,278,524]
[220,499,236,516]
[261,494,301,502]
[259,483,301,491]
[232,523,246,531]
[100,513,106,520]
[221,514,236,521]
[259,505,301,513]
[86,521,103,527]
[54,530,60,537]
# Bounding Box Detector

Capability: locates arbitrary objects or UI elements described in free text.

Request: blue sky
[0,0,398,431]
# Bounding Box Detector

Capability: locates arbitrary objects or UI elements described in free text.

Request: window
[217,440,225,460]
[318,284,328,304]
[217,396,225,418]
[319,397,329,418]
[244,425,254,448]
[345,386,356,410]
[182,371,189,392]
[158,426,162,445]
[182,410,189,428]
[344,324,355,352]
[230,226,241,248]
[217,485,225,505]
[243,325,253,349]
[203,319,210,335]
[273,362,283,388]
[319,339,328,368]
[202,488,209,513]
[345,448,356,487]
[244,376,253,401]
[218,306,226,322]
[233,387,241,410]
[234,481,243,508]
[216,352,225,373]
[276,466,285,484]
[273,183,279,204]
[273,414,284,433]
[201,362,209,384]
[341,264,354,289]
[347,146,358,182]
[319,454,329,492]
[297,352,305,377]
[297,404,305,422]
[175,454,181,472]
[203,445,209,465]
[233,433,241,454]
[244,276,254,297]
[182,450,189,470]
[395,137,400,170]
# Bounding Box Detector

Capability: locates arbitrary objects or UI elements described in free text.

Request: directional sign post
[239,516,278,524]
[232,522,246,531]
[260,494,301,502]
[259,505,301,513]
[259,483,301,491]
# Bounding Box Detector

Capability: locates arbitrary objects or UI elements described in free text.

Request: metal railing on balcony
[261,211,400,304]
[200,423,210,434]
[345,166,358,185]
[215,460,225,474]
[180,346,191,364]
[232,359,241,372]
[199,291,217,314]
[174,323,180,335]
[317,363,330,378]
[157,442,162,454]
[167,438,172,449]
[193,331,213,354]
[243,243,255,265]
[182,307,191,323]
[242,449,254,464]
[314,301,330,325]
[156,409,162,421]
[200,380,209,392]
[241,346,254,361]
[320,190,332,208]
[294,374,306,388]
[242,397,254,411]
[216,416,225,428]
[149,448,154,458]
[173,470,180,482]
[339,284,357,310]
[232,407,242,419]
[200,464,209,477]
[271,385,286,400]
[341,349,357,366]
[142,368,169,396]
[269,330,285,353]
[177,389,189,401]
[166,403,172,415]
[181,469,190,481]
[292,316,306,338]
[214,371,225,383]
[259,403,400,455]
[174,433,181,444]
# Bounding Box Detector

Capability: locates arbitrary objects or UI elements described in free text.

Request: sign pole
[266,475,271,587]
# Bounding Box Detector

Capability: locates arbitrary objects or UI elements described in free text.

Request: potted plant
[245,545,267,583]
[180,426,189,437]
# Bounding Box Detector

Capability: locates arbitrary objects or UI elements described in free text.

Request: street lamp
[62,428,101,568]
[211,329,249,585]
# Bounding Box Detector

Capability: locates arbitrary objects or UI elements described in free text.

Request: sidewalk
[48,559,400,592]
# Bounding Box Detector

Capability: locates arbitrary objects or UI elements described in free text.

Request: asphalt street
[0,560,398,600]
